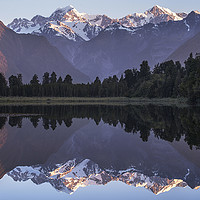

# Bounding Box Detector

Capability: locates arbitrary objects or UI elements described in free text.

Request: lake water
[0,105,200,199]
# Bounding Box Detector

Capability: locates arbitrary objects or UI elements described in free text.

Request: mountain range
[7,5,188,42]
[1,5,200,81]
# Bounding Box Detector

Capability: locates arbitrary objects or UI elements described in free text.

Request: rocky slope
[0,21,90,83]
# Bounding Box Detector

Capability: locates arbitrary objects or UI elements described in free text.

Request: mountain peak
[193,10,200,15]
[186,10,200,19]
[149,5,166,12]
[149,5,174,15]
[152,5,165,10]
[49,5,83,22]
[144,5,184,21]
[55,5,75,13]
[0,20,5,28]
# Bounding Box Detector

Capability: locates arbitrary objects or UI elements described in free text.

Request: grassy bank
[0,97,189,106]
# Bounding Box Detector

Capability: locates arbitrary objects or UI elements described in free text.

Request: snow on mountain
[8,5,103,41]
[8,18,40,34]
[40,21,83,41]
[83,14,116,28]
[8,15,48,34]
[7,159,191,195]
[104,22,136,33]
[7,5,188,42]
[119,5,187,27]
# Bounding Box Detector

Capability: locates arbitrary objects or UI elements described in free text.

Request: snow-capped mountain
[8,5,103,41]
[73,11,200,80]
[119,5,187,27]
[8,159,190,195]
[7,5,187,42]
[84,14,115,28]
[6,5,200,81]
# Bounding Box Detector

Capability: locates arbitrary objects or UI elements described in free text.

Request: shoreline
[0,97,189,106]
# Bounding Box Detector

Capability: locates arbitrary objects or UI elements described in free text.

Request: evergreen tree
[57,76,63,84]
[30,74,40,85]
[139,61,151,80]
[8,75,23,96]
[42,72,50,85]
[124,69,134,88]
[64,75,72,84]
[2,54,200,104]
[0,73,7,96]
[93,77,101,97]
[50,72,57,84]
[30,74,40,96]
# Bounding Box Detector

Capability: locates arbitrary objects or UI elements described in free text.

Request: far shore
[0,97,190,107]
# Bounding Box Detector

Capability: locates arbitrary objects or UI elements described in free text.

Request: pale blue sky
[1,0,200,24]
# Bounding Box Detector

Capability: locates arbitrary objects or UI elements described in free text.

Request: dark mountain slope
[167,31,200,63]
[0,21,90,83]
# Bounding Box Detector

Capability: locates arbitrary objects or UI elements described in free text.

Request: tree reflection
[0,105,200,149]
[0,117,7,130]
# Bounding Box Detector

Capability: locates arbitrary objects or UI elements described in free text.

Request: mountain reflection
[7,159,189,195]
[0,105,200,149]
[0,105,200,195]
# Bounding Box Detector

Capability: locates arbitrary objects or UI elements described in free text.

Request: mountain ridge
[7,5,189,42]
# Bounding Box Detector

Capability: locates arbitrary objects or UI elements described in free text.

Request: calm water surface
[0,105,200,199]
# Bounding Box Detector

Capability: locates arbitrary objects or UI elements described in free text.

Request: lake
[0,105,200,199]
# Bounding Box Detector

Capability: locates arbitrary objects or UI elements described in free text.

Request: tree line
[0,53,200,104]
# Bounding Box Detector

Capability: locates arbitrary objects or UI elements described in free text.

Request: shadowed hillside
[0,21,90,83]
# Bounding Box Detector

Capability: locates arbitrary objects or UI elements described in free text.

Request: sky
[0,0,200,24]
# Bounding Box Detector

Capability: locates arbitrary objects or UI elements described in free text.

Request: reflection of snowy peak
[8,5,187,42]
[8,159,190,195]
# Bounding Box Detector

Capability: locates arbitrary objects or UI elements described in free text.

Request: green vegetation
[0,54,200,105]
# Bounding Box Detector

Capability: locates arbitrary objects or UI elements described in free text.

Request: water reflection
[0,105,200,149]
[0,105,200,195]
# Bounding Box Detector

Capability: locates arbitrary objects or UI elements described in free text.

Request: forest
[0,54,200,104]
